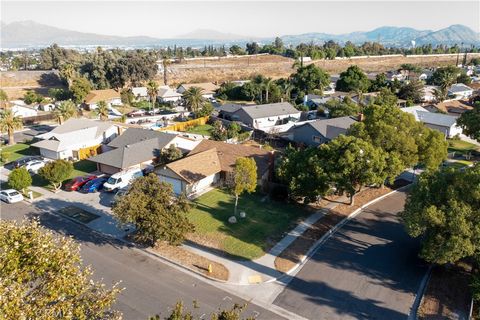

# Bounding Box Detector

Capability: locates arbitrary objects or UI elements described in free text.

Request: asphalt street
[1,202,285,320]
[274,190,428,320]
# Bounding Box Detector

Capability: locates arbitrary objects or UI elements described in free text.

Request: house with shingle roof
[157,86,183,103]
[400,106,463,138]
[156,139,273,197]
[88,127,200,174]
[32,119,118,160]
[83,89,122,110]
[448,83,474,100]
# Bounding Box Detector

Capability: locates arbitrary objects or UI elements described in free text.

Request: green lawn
[31,160,97,190]
[448,139,479,154]
[187,189,310,260]
[0,143,36,165]
[186,124,213,136]
[445,160,474,169]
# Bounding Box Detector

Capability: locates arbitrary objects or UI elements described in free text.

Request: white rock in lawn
[228,216,237,224]
[239,211,246,218]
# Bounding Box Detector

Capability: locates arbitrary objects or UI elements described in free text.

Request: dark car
[9,156,43,169]
[64,175,97,191]
[80,177,108,193]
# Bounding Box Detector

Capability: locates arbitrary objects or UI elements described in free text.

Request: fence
[22,114,56,125]
[157,116,209,132]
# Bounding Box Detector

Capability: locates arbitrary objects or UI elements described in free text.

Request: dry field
[1,70,64,99]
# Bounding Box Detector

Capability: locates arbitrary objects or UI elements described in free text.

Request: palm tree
[183,87,205,113]
[264,78,274,103]
[54,100,77,125]
[59,63,76,89]
[433,87,448,103]
[162,58,171,85]
[283,83,294,102]
[96,100,109,121]
[147,80,159,113]
[0,89,8,109]
[0,109,23,145]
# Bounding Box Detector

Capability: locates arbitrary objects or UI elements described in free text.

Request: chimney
[357,113,365,122]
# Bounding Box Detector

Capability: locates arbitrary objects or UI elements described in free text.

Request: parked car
[127,109,146,117]
[103,168,143,192]
[110,186,129,206]
[9,156,43,169]
[147,108,160,115]
[79,177,108,193]
[0,189,24,203]
[23,159,46,174]
[64,175,97,191]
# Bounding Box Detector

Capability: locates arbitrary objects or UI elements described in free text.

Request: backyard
[186,189,311,260]
[186,124,213,136]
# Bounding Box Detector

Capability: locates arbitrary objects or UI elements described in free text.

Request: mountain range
[1,21,479,49]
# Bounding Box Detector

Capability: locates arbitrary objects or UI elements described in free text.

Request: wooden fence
[157,116,209,132]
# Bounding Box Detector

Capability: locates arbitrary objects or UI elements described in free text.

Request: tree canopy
[457,101,480,141]
[335,65,371,93]
[8,167,32,192]
[290,64,330,94]
[38,159,74,191]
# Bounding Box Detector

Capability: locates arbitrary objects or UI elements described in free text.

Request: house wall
[12,106,38,117]
[186,173,220,196]
[253,114,301,131]
[424,123,462,138]
[39,148,61,160]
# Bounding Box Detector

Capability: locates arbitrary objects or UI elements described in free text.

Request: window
[312,136,322,143]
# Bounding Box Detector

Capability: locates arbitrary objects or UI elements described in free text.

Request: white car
[0,189,24,203]
[24,159,46,174]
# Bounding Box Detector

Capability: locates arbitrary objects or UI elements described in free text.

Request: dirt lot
[1,70,64,100]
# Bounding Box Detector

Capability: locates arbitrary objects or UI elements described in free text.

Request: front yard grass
[187,189,311,260]
[0,143,36,165]
[31,159,97,190]
[448,139,479,154]
[186,124,213,136]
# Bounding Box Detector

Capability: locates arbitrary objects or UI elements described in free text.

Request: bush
[8,167,32,192]
[38,160,73,191]
[0,151,12,164]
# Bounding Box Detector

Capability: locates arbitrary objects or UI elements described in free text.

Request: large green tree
[335,65,370,93]
[431,65,461,89]
[401,165,480,264]
[8,167,32,193]
[0,219,120,319]
[0,109,23,145]
[38,159,74,191]
[183,87,205,113]
[457,101,480,141]
[96,100,110,121]
[112,174,193,246]
[54,100,77,124]
[70,77,92,103]
[325,96,360,118]
[290,64,330,94]
[398,80,424,104]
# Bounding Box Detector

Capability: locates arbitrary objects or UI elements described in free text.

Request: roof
[416,111,458,128]
[157,86,182,98]
[178,83,220,94]
[132,87,148,97]
[400,106,430,120]
[107,127,174,148]
[38,119,113,138]
[448,83,474,94]
[163,148,222,183]
[235,102,300,119]
[432,99,473,115]
[84,89,120,104]
[291,116,357,140]
[188,140,271,176]
[217,103,244,114]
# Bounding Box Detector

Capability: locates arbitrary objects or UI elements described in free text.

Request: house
[156,139,272,197]
[418,70,434,81]
[32,118,118,160]
[401,106,462,137]
[282,116,358,146]
[217,103,245,120]
[88,127,199,174]
[422,85,440,102]
[132,87,148,100]
[10,104,38,118]
[400,105,430,120]
[431,99,473,116]
[83,89,122,110]
[448,83,474,99]
[37,102,56,112]
[157,86,183,103]
[229,102,301,131]
[177,82,220,99]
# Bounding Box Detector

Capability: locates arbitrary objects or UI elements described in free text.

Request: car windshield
[8,191,20,196]
[107,177,118,185]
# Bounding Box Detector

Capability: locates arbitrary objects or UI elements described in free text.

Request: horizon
[1,1,479,39]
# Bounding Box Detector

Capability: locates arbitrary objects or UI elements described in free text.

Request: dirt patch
[274,186,394,273]
[1,70,65,100]
[152,242,229,281]
[419,262,472,320]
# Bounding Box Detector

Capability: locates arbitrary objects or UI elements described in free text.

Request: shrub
[8,167,32,192]
[38,160,73,191]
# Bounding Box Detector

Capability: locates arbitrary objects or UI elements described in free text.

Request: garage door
[158,176,183,195]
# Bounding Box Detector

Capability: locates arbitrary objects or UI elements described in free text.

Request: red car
[64,175,97,191]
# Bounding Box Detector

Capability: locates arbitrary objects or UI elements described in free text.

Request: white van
[103,168,144,192]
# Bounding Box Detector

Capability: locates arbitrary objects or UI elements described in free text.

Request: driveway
[274,190,428,320]
[1,202,285,320]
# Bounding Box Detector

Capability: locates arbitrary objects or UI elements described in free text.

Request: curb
[268,184,412,284]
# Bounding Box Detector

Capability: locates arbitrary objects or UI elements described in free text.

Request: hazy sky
[2,1,479,38]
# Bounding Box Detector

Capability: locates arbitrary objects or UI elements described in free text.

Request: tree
[59,63,76,89]
[0,89,8,108]
[232,157,257,215]
[401,165,480,264]
[38,159,74,191]
[147,80,159,111]
[336,65,370,93]
[229,45,246,55]
[8,167,32,192]
[431,65,460,90]
[23,91,43,105]
[112,174,193,246]
[373,88,398,108]
[277,146,329,203]
[183,87,205,113]
[321,135,387,205]
[160,144,183,164]
[70,77,92,103]
[369,73,389,92]
[54,100,77,124]
[325,97,360,118]
[162,58,171,85]
[0,219,120,319]
[96,100,110,121]
[196,102,214,118]
[398,80,424,103]
[290,64,330,94]
[211,120,228,141]
[457,101,480,141]
[433,87,448,103]
[151,301,253,320]
[264,78,274,103]
[0,109,23,145]
[246,42,260,55]
[227,122,241,139]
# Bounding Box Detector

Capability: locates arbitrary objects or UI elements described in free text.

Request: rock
[228,216,237,224]
[239,211,246,218]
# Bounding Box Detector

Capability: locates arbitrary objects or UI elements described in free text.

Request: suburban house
[430,99,473,116]
[132,87,148,100]
[282,116,358,146]
[217,103,245,120]
[422,85,439,102]
[448,83,474,99]
[156,140,272,197]
[32,119,118,160]
[401,106,462,137]
[83,89,122,110]
[157,86,183,103]
[177,82,220,99]
[88,128,199,174]
[37,102,56,112]
[227,102,301,132]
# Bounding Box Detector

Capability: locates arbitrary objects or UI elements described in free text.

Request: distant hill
[1,20,478,49]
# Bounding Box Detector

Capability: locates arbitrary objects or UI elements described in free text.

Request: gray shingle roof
[217,103,244,114]
[236,102,299,119]
[416,111,458,127]
[108,128,174,148]
[297,116,357,140]
[448,83,473,94]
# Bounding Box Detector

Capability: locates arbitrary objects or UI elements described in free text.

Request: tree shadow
[38,72,63,87]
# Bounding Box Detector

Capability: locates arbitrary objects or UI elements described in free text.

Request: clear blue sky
[2,1,479,38]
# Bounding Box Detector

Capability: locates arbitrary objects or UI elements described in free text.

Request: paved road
[1,202,284,320]
[274,190,428,320]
